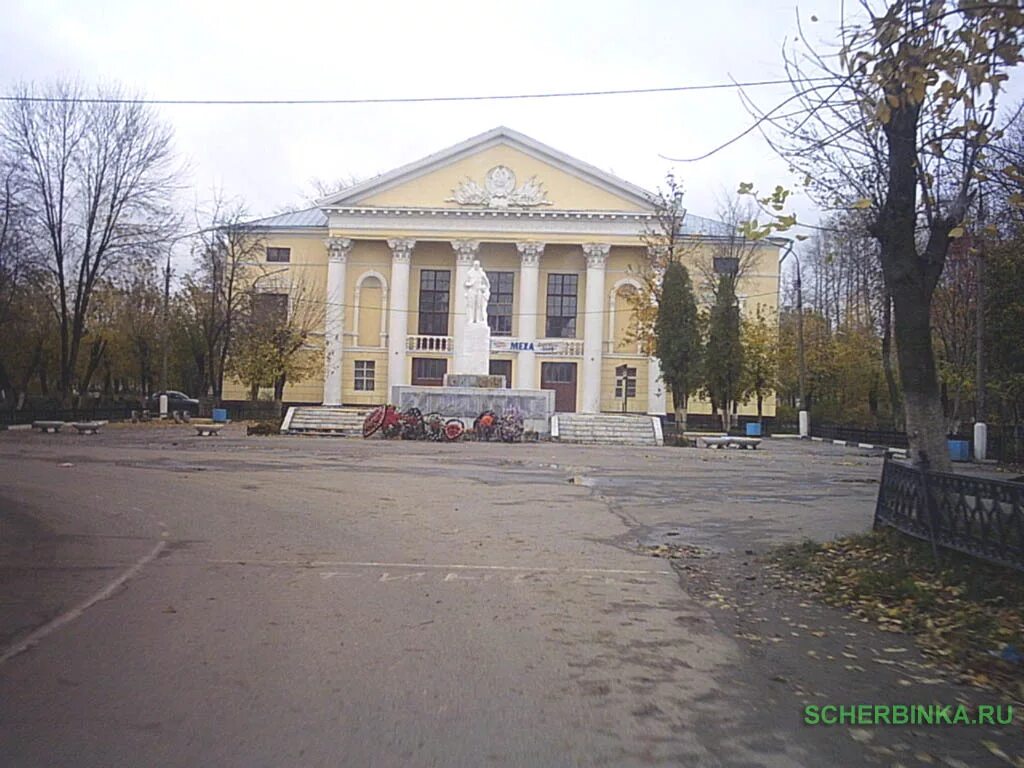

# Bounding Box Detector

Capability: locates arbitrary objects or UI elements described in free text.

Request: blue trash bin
[212,408,228,423]
[947,439,969,462]
[746,422,762,437]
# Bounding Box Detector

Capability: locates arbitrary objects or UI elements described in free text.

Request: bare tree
[1,81,181,404]
[183,195,267,399]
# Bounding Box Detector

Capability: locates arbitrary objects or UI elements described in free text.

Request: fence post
[873,457,893,531]
[916,452,943,567]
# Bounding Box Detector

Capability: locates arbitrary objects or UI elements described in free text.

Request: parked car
[148,391,200,414]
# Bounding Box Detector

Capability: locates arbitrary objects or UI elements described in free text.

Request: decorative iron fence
[873,457,1024,571]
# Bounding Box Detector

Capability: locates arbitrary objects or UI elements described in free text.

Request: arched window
[608,279,642,353]
[354,272,388,348]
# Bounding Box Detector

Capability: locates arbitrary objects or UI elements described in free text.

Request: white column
[323,237,352,406]
[515,242,544,389]
[451,240,480,363]
[386,238,415,401]
[647,356,667,415]
[581,243,610,413]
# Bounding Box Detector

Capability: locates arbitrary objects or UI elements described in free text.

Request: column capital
[325,237,353,264]
[582,243,611,269]
[451,239,480,266]
[387,238,416,263]
[516,241,545,267]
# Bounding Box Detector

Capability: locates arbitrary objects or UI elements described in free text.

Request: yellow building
[228,127,780,418]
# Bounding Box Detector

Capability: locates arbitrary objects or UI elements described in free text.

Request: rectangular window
[545,273,578,338]
[266,247,291,263]
[486,271,514,336]
[418,270,451,336]
[354,360,375,391]
[411,357,447,386]
[614,366,638,398]
[252,293,288,325]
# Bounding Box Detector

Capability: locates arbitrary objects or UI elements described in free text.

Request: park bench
[194,423,224,437]
[70,421,104,435]
[695,435,761,450]
[32,421,64,433]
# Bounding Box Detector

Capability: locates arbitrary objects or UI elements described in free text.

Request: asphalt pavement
[0,426,1018,766]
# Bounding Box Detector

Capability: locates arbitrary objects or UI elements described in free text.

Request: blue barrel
[947,439,969,462]
[212,408,228,423]
[746,422,762,437]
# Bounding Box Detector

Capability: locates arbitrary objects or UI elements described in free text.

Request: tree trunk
[881,291,902,431]
[890,285,950,470]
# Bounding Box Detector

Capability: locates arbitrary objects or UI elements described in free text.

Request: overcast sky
[2,0,1020,238]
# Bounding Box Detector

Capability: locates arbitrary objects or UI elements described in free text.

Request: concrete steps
[282,406,369,436]
[553,414,662,446]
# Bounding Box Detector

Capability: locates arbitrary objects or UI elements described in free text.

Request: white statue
[464,260,490,325]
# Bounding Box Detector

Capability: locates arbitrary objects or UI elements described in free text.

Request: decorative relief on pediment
[446,165,553,209]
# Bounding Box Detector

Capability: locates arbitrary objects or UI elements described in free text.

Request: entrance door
[541,362,577,412]
[489,360,512,388]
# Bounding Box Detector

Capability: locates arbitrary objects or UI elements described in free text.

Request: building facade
[227,127,780,417]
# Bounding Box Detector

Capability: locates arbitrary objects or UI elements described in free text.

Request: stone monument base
[443,373,506,388]
[392,385,555,436]
[454,322,490,376]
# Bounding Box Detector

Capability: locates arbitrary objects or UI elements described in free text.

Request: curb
[801,434,908,458]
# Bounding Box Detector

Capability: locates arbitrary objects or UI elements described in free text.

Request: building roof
[317,126,657,210]
[246,128,743,239]
[248,207,328,229]
[679,212,737,238]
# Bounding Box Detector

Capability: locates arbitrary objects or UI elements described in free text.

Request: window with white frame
[354,360,375,391]
[266,246,291,263]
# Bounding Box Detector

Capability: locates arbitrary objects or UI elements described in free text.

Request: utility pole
[974,193,987,461]
[779,242,808,436]
[160,248,171,393]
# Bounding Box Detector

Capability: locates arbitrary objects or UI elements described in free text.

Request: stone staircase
[553,414,663,446]
[281,406,369,436]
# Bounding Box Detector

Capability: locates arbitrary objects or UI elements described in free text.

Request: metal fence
[812,422,1024,464]
[873,457,1024,571]
[0,404,136,426]
[813,423,910,448]
[213,401,284,422]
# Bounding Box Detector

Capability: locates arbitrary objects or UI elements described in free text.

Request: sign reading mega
[490,338,584,356]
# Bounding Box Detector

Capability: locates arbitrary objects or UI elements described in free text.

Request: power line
[0,79,827,107]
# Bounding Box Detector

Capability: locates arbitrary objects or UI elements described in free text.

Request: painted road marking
[0,540,167,665]
[315,568,662,586]
[205,558,671,576]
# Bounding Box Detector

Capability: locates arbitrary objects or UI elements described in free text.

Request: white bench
[71,421,104,435]
[194,423,224,437]
[33,420,64,433]
[696,435,761,450]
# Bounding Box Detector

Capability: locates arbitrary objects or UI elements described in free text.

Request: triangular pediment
[320,127,654,213]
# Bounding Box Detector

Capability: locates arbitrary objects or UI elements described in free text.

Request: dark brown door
[489,360,512,388]
[411,357,447,387]
[541,362,577,412]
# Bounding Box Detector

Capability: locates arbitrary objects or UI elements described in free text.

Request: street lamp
[777,239,808,437]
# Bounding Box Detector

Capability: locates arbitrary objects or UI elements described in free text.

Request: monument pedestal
[392,385,555,436]
[455,322,490,376]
